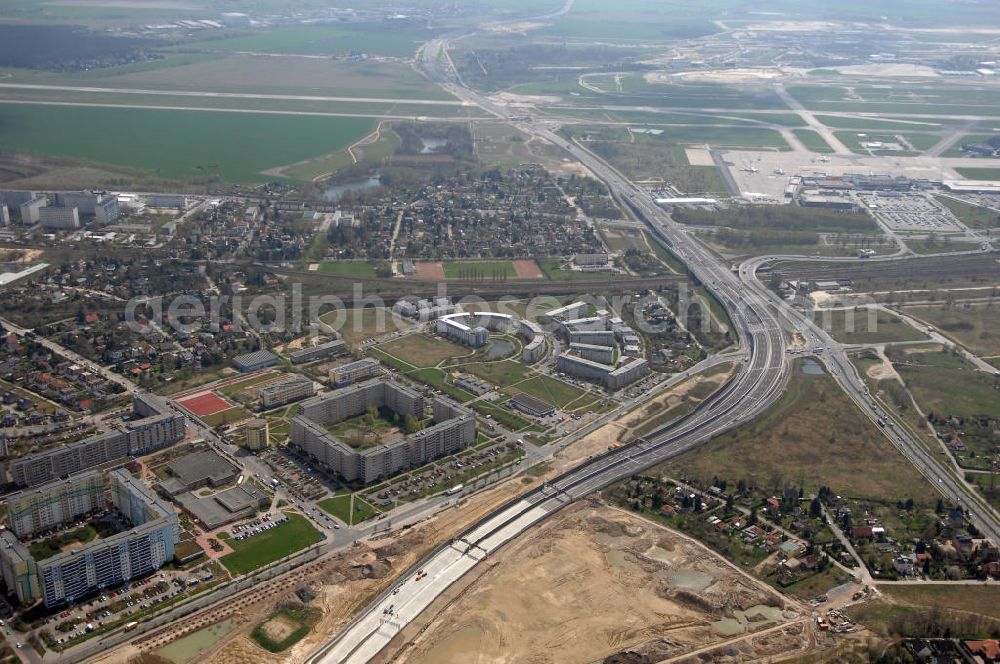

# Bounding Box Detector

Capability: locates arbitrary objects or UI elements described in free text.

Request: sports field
[177,392,232,417]
[0,103,375,182]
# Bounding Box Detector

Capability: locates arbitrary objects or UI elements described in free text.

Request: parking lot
[856,192,963,232]
[259,446,329,500]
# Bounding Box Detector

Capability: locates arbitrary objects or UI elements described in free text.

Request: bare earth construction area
[393,501,808,664]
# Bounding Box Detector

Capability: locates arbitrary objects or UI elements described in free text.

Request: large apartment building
[259,375,315,409]
[10,398,185,487]
[290,381,475,484]
[1,470,179,607]
[6,471,105,538]
[330,358,380,387]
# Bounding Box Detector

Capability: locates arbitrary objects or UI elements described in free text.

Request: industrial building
[330,358,380,387]
[10,398,185,487]
[290,381,475,484]
[289,339,345,364]
[232,350,279,372]
[259,375,315,408]
[5,471,105,538]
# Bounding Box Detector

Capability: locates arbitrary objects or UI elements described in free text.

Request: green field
[893,348,1000,419]
[219,373,279,397]
[934,195,1000,229]
[442,261,517,279]
[813,308,928,345]
[834,130,940,155]
[955,167,1000,181]
[0,103,374,182]
[904,303,1000,357]
[658,361,935,503]
[792,129,833,153]
[251,608,320,653]
[201,406,251,427]
[376,334,470,367]
[317,492,379,525]
[504,374,601,412]
[316,261,381,278]
[219,513,322,576]
[178,23,437,58]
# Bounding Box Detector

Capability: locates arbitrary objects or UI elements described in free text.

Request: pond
[801,358,824,375]
[419,137,449,154]
[485,339,515,360]
[323,172,382,201]
[156,618,237,664]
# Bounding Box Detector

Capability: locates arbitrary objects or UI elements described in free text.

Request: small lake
[323,173,382,201]
[801,358,824,375]
[156,618,236,664]
[486,339,515,360]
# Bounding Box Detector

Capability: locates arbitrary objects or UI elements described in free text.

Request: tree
[810,497,823,519]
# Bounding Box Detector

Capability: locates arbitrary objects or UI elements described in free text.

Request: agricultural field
[175,23,437,59]
[903,303,1000,358]
[219,513,322,576]
[0,103,375,182]
[811,308,928,345]
[659,360,936,504]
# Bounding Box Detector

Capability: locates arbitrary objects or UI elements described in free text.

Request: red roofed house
[851,526,874,539]
[965,640,1000,662]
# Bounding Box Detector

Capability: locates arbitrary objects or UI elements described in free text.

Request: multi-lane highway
[305,20,793,664]
[305,9,1000,662]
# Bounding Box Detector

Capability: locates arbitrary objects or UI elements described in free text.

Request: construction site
[386,501,813,664]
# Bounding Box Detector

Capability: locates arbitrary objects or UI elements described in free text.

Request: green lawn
[954,167,1000,181]
[201,406,251,427]
[792,129,834,153]
[659,360,936,504]
[218,373,278,397]
[376,334,470,367]
[442,261,517,279]
[458,359,530,386]
[219,513,322,576]
[0,103,374,182]
[317,493,379,525]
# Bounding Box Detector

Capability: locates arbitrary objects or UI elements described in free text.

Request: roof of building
[509,392,555,414]
[165,450,238,489]
[232,350,278,368]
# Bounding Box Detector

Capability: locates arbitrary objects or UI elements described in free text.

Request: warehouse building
[509,393,555,418]
[160,450,239,496]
